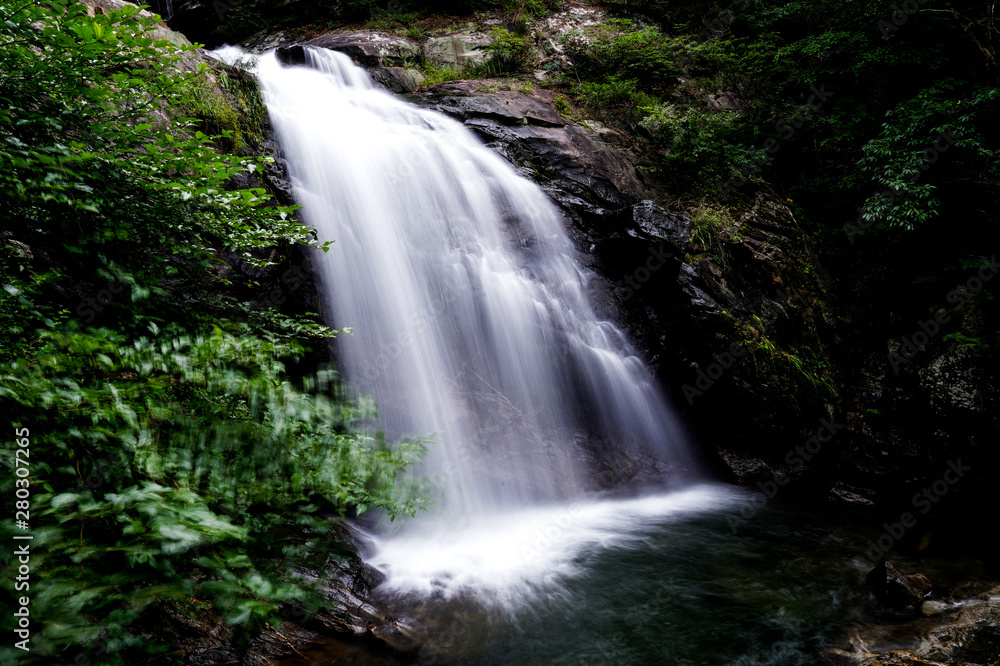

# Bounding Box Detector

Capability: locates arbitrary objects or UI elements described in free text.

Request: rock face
[307,31,421,67]
[408,80,647,211]
[405,77,843,484]
[423,29,492,68]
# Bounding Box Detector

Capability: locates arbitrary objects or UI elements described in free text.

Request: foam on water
[368,484,742,607]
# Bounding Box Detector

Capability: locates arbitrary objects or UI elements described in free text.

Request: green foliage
[561,20,680,93]
[739,317,838,399]
[576,77,654,122]
[182,64,270,154]
[942,331,993,357]
[688,203,733,251]
[0,1,428,660]
[0,326,426,660]
[365,10,422,31]
[482,26,535,74]
[420,61,469,86]
[858,84,1000,231]
[640,103,762,191]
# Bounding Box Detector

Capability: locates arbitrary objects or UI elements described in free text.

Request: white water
[235,45,703,602]
[368,484,741,608]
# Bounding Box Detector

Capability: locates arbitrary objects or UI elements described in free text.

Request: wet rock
[281,32,427,92]
[716,449,779,485]
[410,82,645,212]
[412,76,836,488]
[275,44,306,67]
[919,600,1000,664]
[241,29,305,53]
[919,346,985,415]
[384,66,426,92]
[630,200,691,254]
[414,80,565,127]
[858,585,1000,665]
[307,32,422,69]
[829,484,876,506]
[859,652,948,665]
[866,561,933,616]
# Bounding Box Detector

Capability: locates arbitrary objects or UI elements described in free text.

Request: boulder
[866,561,933,616]
[306,32,422,68]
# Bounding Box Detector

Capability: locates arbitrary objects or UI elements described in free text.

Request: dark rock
[921,597,1000,664]
[275,44,306,67]
[716,449,780,486]
[241,29,306,53]
[416,81,565,127]
[409,78,837,488]
[866,561,933,616]
[828,484,876,506]
[857,585,1000,665]
[355,562,388,597]
[409,84,645,211]
[630,200,691,253]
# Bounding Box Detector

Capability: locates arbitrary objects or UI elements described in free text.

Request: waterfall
[241,46,705,601]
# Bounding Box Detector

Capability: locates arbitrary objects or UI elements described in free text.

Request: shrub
[561,20,680,93]
[640,104,763,192]
[0,326,427,660]
[482,26,536,74]
[576,77,655,123]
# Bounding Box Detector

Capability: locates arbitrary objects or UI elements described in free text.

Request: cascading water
[231,46,728,607]
[199,47,990,666]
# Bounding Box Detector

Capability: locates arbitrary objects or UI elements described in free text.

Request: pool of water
[286,484,997,665]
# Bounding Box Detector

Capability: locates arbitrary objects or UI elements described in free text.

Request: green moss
[181,65,268,155]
